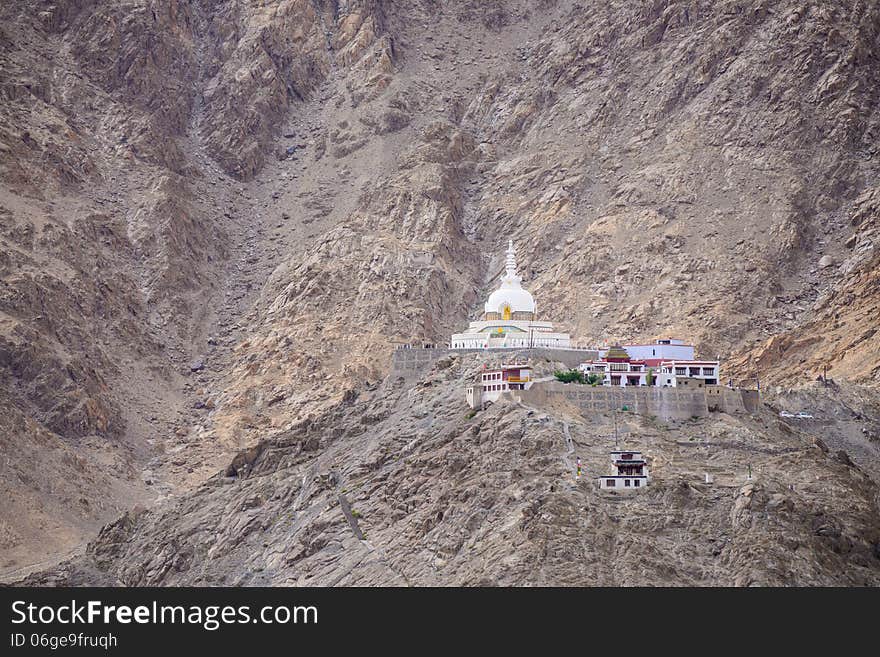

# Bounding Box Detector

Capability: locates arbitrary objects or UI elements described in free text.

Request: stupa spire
[504,239,520,281]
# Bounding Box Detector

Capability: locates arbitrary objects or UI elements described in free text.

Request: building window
[634,480,640,487]
[607,480,615,487]
[624,479,631,487]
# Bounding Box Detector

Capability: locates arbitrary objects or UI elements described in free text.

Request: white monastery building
[451,241,572,349]
[598,450,650,491]
[579,341,720,387]
[466,365,533,409]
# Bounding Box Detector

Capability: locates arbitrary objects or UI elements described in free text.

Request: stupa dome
[483,241,536,316]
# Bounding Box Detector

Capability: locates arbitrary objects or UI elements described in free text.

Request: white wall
[623,343,695,360]
[599,476,648,491]
[466,386,476,409]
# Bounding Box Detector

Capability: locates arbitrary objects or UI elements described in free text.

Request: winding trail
[0,544,86,583]
[517,398,576,485]
[561,420,576,487]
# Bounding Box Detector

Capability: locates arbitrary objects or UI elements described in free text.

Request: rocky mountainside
[23,354,880,586]
[1,0,879,583]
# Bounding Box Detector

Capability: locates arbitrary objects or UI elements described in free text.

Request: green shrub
[554,369,585,384]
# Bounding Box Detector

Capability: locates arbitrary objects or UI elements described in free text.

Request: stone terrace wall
[519,382,759,421]
[706,386,760,414]
[390,347,596,376]
[518,381,710,421]
[739,389,760,412]
[390,347,446,375]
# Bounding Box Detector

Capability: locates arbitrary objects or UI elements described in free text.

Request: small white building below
[598,450,649,491]
[451,240,572,349]
[466,365,533,409]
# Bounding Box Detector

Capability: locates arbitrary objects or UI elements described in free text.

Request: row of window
[669,368,717,376]
[583,376,718,385]
[606,479,641,487]
[452,340,565,348]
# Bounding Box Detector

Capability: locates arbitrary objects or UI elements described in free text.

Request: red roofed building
[466,365,533,409]
[579,342,720,387]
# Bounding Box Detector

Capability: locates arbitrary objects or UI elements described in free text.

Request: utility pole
[613,408,619,448]
[753,360,760,402]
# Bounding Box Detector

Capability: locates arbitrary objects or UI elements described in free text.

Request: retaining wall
[706,387,760,414]
[390,347,597,375]
[518,382,759,421]
[518,381,710,421]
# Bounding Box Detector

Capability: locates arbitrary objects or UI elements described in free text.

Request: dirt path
[0,543,86,583]
[561,420,575,485]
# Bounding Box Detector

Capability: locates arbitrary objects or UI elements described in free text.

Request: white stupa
[450,240,572,349]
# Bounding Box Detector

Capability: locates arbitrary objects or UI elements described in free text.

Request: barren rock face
[24,355,880,586]
[1,0,879,583]
[731,186,880,384]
